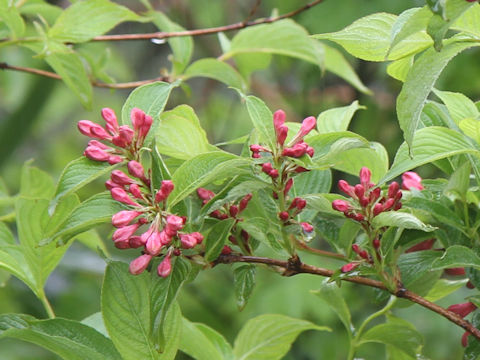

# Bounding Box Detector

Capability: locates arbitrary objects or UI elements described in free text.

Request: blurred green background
[1,0,479,359]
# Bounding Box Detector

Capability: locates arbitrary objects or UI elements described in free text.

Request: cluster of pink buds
[78,107,152,164]
[332,167,403,224]
[447,302,477,346]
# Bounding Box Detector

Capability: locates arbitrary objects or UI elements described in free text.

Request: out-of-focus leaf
[451,3,480,37]
[184,58,246,91]
[317,100,365,133]
[0,0,25,38]
[387,55,413,82]
[433,89,479,124]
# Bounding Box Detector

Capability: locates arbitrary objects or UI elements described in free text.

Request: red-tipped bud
[146,231,163,256]
[159,231,172,246]
[354,213,365,222]
[105,179,120,191]
[129,254,152,275]
[239,194,252,212]
[90,124,112,140]
[467,281,475,289]
[84,146,110,162]
[402,171,424,190]
[191,232,204,244]
[383,198,395,211]
[359,167,371,187]
[127,160,146,180]
[388,181,400,198]
[296,198,307,210]
[228,235,238,244]
[101,108,119,135]
[221,245,232,255]
[373,203,383,216]
[114,239,130,249]
[241,230,249,242]
[88,140,109,150]
[373,238,380,249]
[284,178,294,196]
[338,180,355,197]
[445,268,466,276]
[131,108,145,131]
[279,211,289,221]
[359,196,369,207]
[405,238,436,253]
[332,199,351,212]
[157,255,172,278]
[229,205,239,218]
[111,170,134,186]
[155,180,174,203]
[301,222,314,233]
[352,244,360,254]
[180,233,197,249]
[129,184,143,199]
[282,142,308,158]
[197,188,215,201]
[112,210,143,228]
[272,191,278,199]
[354,184,365,199]
[295,166,309,173]
[448,302,477,318]
[393,201,402,211]
[359,250,368,259]
[165,215,184,236]
[210,210,228,220]
[306,146,314,157]
[276,125,288,146]
[110,187,139,206]
[462,331,470,347]
[341,262,359,273]
[269,169,279,178]
[113,223,140,243]
[117,126,134,147]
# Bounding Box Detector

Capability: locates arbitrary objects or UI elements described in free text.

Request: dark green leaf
[372,212,436,232]
[431,245,480,270]
[204,219,235,262]
[234,265,256,311]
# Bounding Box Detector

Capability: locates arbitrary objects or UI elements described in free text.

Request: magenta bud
[279,211,289,221]
[373,203,383,216]
[448,302,477,318]
[197,188,215,201]
[129,184,143,199]
[276,125,288,146]
[354,184,365,199]
[241,230,249,242]
[445,268,466,276]
[301,222,313,233]
[127,160,145,180]
[157,255,172,278]
[112,135,128,148]
[110,187,139,206]
[341,262,359,273]
[90,124,112,140]
[306,146,314,157]
[373,238,380,249]
[338,180,355,197]
[146,231,163,255]
[155,180,175,203]
[84,146,110,162]
[388,181,400,198]
[405,238,435,253]
[111,170,134,186]
[284,178,294,196]
[139,115,153,139]
[112,210,143,227]
[78,120,96,136]
[113,223,140,242]
[402,171,424,190]
[269,169,279,178]
[118,126,134,146]
[191,232,204,244]
[239,194,252,212]
[261,163,274,174]
[105,179,121,191]
[221,245,232,255]
[462,331,470,347]
[129,235,145,248]
[369,187,381,202]
[394,202,402,210]
[88,140,109,150]
[131,108,146,130]
[289,197,301,210]
[282,142,308,158]
[180,233,197,249]
[229,205,239,218]
[108,155,123,165]
[383,198,395,211]
[359,196,369,208]
[114,239,130,249]
[159,231,172,246]
[165,215,184,236]
[332,199,351,212]
[210,210,228,220]
[352,244,360,254]
[299,116,317,137]
[354,213,364,222]
[129,254,152,275]
[359,167,372,187]
[295,166,309,173]
[101,108,119,135]
[273,109,286,130]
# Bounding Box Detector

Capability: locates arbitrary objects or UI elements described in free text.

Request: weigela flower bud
[448,302,477,318]
[155,180,175,203]
[276,125,288,146]
[369,187,381,202]
[359,167,371,187]
[301,222,314,233]
[108,155,123,165]
[110,187,139,206]
[113,223,140,242]
[118,126,134,146]
[341,262,359,273]
[388,181,400,198]
[114,239,130,249]
[279,211,289,221]
[210,210,228,220]
[129,235,145,248]
[402,171,424,190]
[88,140,109,150]
[128,161,146,180]
[373,203,383,216]
[197,188,215,201]
[131,108,146,131]
[373,238,380,249]
[273,109,286,130]
[282,142,308,158]
[159,230,172,246]
[332,199,351,212]
[146,231,163,256]
[129,254,152,275]
[105,179,120,190]
[90,124,112,140]
[239,194,252,212]
[295,166,309,173]
[165,215,184,236]
[101,108,119,135]
[354,213,364,222]
[129,184,143,199]
[191,232,204,244]
[269,169,279,178]
[221,245,232,255]
[382,198,395,211]
[462,331,470,347]
[338,180,355,197]
[84,146,110,162]
[359,196,369,208]
[306,146,314,157]
[354,184,365,199]
[180,233,197,249]
[405,238,435,253]
[445,268,466,276]
[139,115,153,139]
[394,202,402,211]
[112,210,143,228]
[298,116,317,138]
[284,178,294,196]
[157,255,172,278]
[262,163,274,174]
[241,230,249,242]
[229,205,239,218]
[111,170,134,186]
[78,120,96,136]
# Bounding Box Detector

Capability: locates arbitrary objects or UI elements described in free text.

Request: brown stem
[215,253,480,341]
[0,62,169,89]
[295,240,347,261]
[91,0,324,42]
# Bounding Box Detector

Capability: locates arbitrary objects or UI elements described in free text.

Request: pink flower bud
[241,230,249,242]
[284,178,294,196]
[105,179,121,190]
[131,108,146,131]
[101,108,119,135]
[332,199,351,212]
[111,170,134,186]
[88,140,109,150]
[127,161,145,180]
[108,155,123,165]
[239,194,252,212]
[273,109,286,130]
[180,233,197,249]
[146,231,163,255]
[462,331,470,347]
[373,203,383,216]
[402,171,424,190]
[338,180,355,197]
[155,180,175,203]
[221,245,232,255]
[352,244,360,254]
[388,181,400,198]
[118,126,135,146]
[129,254,152,275]
[289,197,301,210]
[84,146,110,162]
[359,196,369,208]
[294,166,309,173]
[279,211,289,221]
[210,210,228,220]
[159,230,172,246]
[165,215,184,236]
[405,238,435,253]
[114,239,130,249]
[276,125,288,146]
[354,184,365,199]
[191,232,204,244]
[269,169,279,178]
[354,213,364,222]
[229,205,239,218]
[139,115,153,139]
[110,187,139,206]
[306,146,314,157]
[112,210,143,227]
[373,238,380,249]
[90,124,112,140]
[447,302,477,318]
[383,198,395,211]
[261,163,274,174]
[369,187,381,202]
[129,184,143,199]
[197,188,215,201]
[296,198,307,210]
[112,135,128,148]
[394,202,402,211]
[113,223,140,242]
[157,255,172,278]
[129,235,145,248]
[301,222,313,233]
[341,262,359,273]
[445,268,466,276]
[282,142,308,158]
[78,120,96,136]
[298,116,316,138]
[359,167,371,187]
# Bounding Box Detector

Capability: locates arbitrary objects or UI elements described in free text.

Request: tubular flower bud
[445,268,466,276]
[108,155,123,165]
[369,187,381,202]
[78,120,96,136]
[250,144,269,158]
[447,302,477,318]
[117,126,134,146]
[84,146,110,162]
[114,239,130,249]
[139,115,153,139]
[373,203,383,216]
[284,178,294,196]
[191,232,204,244]
[269,169,279,178]
[210,210,228,220]
[105,179,121,190]
[146,231,163,255]
[405,238,435,253]
[229,205,239,218]
[298,116,317,138]
[159,231,172,246]
[338,180,355,197]
[90,124,112,140]
[273,109,286,130]
[180,233,197,249]
[197,188,215,202]
[110,187,139,206]
[129,236,145,248]
[294,166,309,173]
[282,142,308,158]
[221,245,232,255]
[341,262,360,273]
[241,230,250,242]
[388,181,400,198]
[165,215,184,236]
[354,213,364,222]
[155,180,174,203]
[301,222,314,233]
[111,170,134,186]
[359,167,371,188]
[373,238,380,249]
[157,255,172,278]
[88,140,109,150]
[239,194,252,212]
[129,184,144,199]
[261,163,274,174]
[112,210,143,227]
[113,223,140,243]
[128,160,146,180]
[131,108,146,131]
[129,254,152,275]
[101,108,119,135]
[276,125,289,146]
[279,211,289,222]
[354,184,365,199]
[332,199,351,212]
[402,171,424,190]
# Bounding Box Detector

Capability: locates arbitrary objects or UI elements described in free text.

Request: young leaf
[387,55,413,82]
[233,314,330,360]
[180,318,234,360]
[204,219,235,262]
[372,212,436,232]
[317,100,365,133]
[0,0,25,38]
[156,105,212,160]
[242,95,276,150]
[451,3,480,37]
[234,264,256,311]
[311,280,353,335]
[459,118,480,144]
[431,245,480,270]
[0,314,121,360]
[48,0,141,43]
[396,40,480,150]
[312,13,431,61]
[81,312,108,338]
[424,278,468,302]
[184,58,246,91]
[20,162,55,199]
[433,89,479,124]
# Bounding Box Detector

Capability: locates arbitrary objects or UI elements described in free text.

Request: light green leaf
[81,312,108,338]
[406,197,464,229]
[0,314,121,360]
[372,212,436,232]
[313,13,432,61]
[180,318,233,360]
[156,105,212,160]
[102,261,158,360]
[381,127,480,183]
[234,264,256,311]
[433,89,479,124]
[233,314,330,360]
[243,95,275,150]
[293,169,332,195]
[0,0,25,38]
[445,161,471,201]
[451,3,480,37]
[311,280,352,335]
[20,163,55,199]
[460,118,480,144]
[224,19,323,68]
[387,55,413,82]
[184,58,246,91]
[322,44,370,94]
[169,152,249,208]
[49,0,141,43]
[424,278,468,302]
[150,11,193,74]
[396,40,480,150]
[204,219,235,262]
[431,245,480,270]
[45,50,92,108]
[157,302,182,360]
[317,100,365,133]
[19,2,62,26]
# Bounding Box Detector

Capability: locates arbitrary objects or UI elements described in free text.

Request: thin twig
[242,0,263,25]
[215,253,480,341]
[0,62,168,89]
[91,0,324,42]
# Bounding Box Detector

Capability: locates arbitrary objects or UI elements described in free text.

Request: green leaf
[81,312,108,338]
[381,127,480,183]
[431,245,480,270]
[0,0,25,38]
[234,264,256,311]
[184,58,246,91]
[224,19,323,68]
[204,219,235,262]
[358,321,423,358]
[45,50,92,108]
[150,11,193,74]
[20,163,55,199]
[102,261,158,359]
[372,212,436,232]
[406,197,464,230]
[424,278,468,302]
[445,161,471,201]
[311,280,352,335]
[156,105,212,160]
[243,95,275,150]
[19,2,62,26]
[48,0,141,43]
[396,40,480,150]
[233,314,330,360]
[180,318,233,360]
[433,89,479,124]
[0,314,121,360]
[121,81,179,145]
[168,152,249,208]
[387,55,414,82]
[312,13,432,61]
[322,44,370,94]
[317,100,365,133]
[451,3,480,37]
[293,169,332,195]
[157,302,182,360]
[460,118,480,144]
